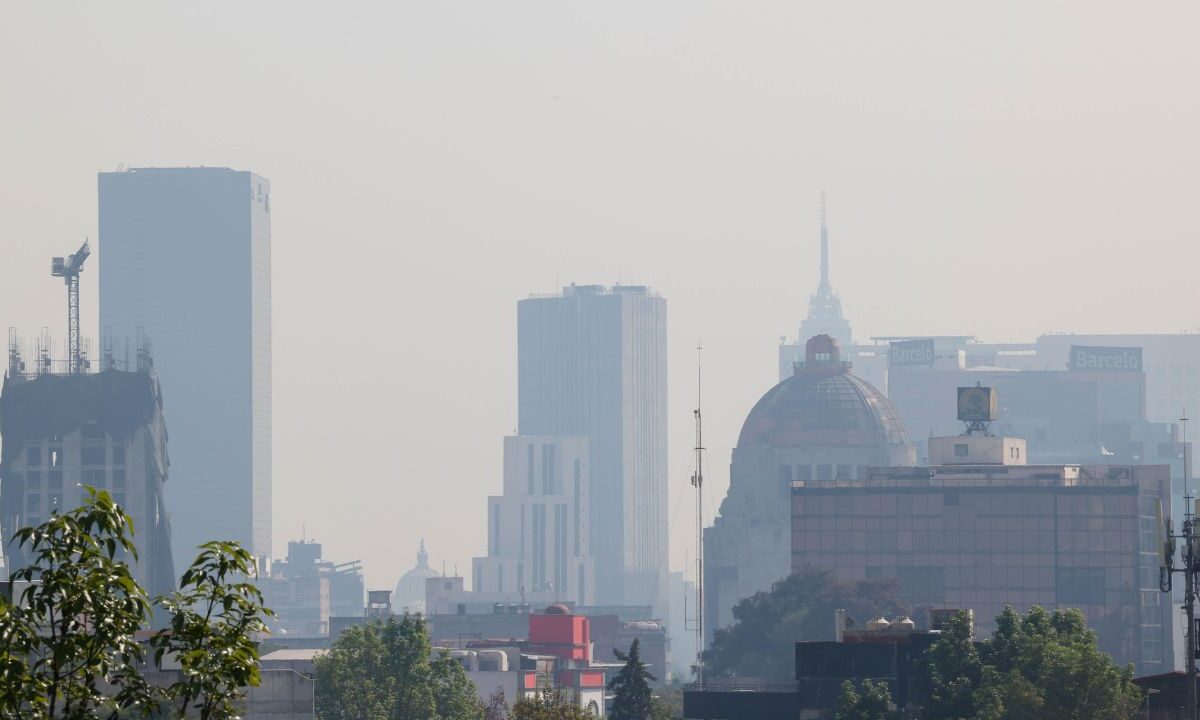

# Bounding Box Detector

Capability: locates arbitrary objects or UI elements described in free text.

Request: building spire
[819,190,829,291]
[418,539,429,569]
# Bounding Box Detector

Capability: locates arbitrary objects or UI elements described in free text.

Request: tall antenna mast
[691,342,706,684]
[819,191,829,291]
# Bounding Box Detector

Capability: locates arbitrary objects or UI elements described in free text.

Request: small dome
[544,603,571,615]
[738,335,910,449]
[394,540,439,613]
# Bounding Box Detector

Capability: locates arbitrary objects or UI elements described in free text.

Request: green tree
[834,680,898,720]
[920,610,979,720]
[151,541,275,720]
[0,487,154,719]
[510,687,595,720]
[608,638,656,720]
[314,613,480,720]
[703,567,907,678]
[918,606,1142,720]
[482,687,509,720]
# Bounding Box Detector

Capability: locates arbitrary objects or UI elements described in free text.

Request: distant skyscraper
[98,167,272,569]
[518,284,668,619]
[779,195,865,383]
[473,435,596,606]
[798,194,853,348]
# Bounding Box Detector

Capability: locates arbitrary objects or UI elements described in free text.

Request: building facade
[98,166,272,568]
[0,365,175,596]
[517,285,668,617]
[706,336,916,642]
[472,435,595,606]
[790,459,1174,676]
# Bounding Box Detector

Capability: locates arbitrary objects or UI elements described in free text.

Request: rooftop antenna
[50,239,91,374]
[819,191,829,292]
[690,341,706,684]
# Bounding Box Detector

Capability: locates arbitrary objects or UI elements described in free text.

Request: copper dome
[738,335,911,449]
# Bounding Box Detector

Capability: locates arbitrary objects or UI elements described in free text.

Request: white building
[518,284,668,619]
[472,435,595,605]
[99,167,272,568]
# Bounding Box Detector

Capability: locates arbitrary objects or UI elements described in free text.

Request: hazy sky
[2,2,1199,593]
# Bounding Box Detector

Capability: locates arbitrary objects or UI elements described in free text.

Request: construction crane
[51,239,91,374]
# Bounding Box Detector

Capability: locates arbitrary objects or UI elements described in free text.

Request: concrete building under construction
[0,337,175,596]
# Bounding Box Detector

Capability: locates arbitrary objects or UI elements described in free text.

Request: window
[82,423,104,440]
[491,504,501,555]
[83,469,105,489]
[112,469,125,488]
[527,444,535,494]
[114,493,126,508]
[112,447,126,466]
[795,465,813,482]
[836,464,853,480]
[1141,639,1163,662]
[542,444,556,495]
[498,564,504,593]
[26,471,41,488]
[26,446,42,466]
[48,471,62,488]
[817,464,834,482]
[81,446,106,466]
[1009,446,1021,460]
[27,494,41,513]
[954,444,969,457]
[1056,568,1105,604]
[48,493,63,511]
[49,447,63,468]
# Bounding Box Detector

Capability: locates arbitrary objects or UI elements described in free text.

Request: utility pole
[1161,412,1196,720]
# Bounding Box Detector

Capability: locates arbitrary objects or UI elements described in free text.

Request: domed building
[394,540,439,614]
[704,336,915,640]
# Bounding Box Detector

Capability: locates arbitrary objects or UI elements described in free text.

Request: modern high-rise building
[473,435,595,606]
[0,356,176,597]
[98,167,272,569]
[518,284,668,618]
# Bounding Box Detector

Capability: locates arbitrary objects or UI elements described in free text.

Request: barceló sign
[1069,346,1143,373]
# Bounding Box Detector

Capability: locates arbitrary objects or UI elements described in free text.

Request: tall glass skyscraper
[518,284,668,619]
[98,167,271,570]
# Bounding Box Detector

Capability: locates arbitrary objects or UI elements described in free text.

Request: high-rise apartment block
[0,362,175,596]
[98,167,272,568]
[518,285,668,617]
[473,435,595,605]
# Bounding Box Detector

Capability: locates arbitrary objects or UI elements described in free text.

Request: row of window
[25,444,126,467]
[15,469,125,489]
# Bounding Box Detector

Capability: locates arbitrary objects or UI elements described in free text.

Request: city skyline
[3,2,1199,596]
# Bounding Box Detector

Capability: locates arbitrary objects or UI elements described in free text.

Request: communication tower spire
[819,191,829,291]
[51,239,91,374]
[691,342,706,684]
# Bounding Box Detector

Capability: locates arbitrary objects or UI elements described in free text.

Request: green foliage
[313,613,481,720]
[834,680,899,720]
[510,687,596,720]
[482,687,509,720]
[608,638,656,720]
[919,606,1142,720]
[151,541,275,719]
[0,491,279,720]
[919,611,979,720]
[0,487,154,719]
[703,567,908,678]
[649,682,683,720]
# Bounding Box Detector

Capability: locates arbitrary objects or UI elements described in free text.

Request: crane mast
[51,239,91,375]
[691,343,705,684]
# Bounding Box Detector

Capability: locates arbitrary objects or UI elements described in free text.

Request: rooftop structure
[394,540,439,614]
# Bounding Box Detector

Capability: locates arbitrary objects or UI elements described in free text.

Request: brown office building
[791,430,1174,676]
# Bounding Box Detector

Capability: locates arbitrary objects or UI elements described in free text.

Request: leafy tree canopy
[314,613,480,720]
[703,567,908,678]
[834,679,899,720]
[510,687,596,720]
[921,607,1142,720]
